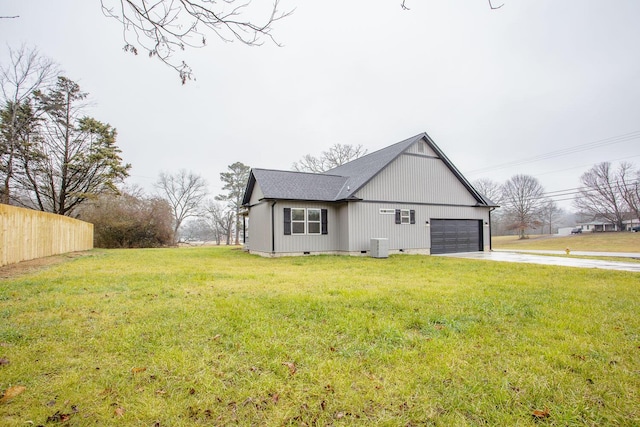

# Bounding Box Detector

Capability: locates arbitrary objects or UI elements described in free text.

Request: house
[578,218,619,232]
[241,133,498,257]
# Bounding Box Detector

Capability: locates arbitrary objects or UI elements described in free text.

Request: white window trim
[291,208,306,235]
[307,208,321,235]
[400,209,410,224]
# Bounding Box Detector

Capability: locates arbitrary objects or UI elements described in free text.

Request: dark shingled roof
[242,133,498,207]
[247,169,348,202]
[324,134,422,200]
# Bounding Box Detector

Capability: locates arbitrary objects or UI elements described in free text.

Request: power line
[467,130,640,175]
[497,179,639,206]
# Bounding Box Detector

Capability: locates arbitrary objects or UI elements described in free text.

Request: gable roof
[243,132,497,207]
[242,169,348,204]
[323,134,419,200]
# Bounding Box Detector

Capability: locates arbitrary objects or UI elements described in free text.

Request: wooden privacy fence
[0,204,94,267]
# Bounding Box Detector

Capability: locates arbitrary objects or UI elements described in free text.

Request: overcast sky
[1,0,639,209]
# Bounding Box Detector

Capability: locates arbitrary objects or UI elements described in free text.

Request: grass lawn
[493,232,640,253]
[1,247,638,426]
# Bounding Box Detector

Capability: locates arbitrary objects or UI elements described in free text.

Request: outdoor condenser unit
[370,238,389,258]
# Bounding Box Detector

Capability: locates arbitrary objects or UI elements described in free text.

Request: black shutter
[284,208,291,235]
[321,209,328,235]
[410,210,416,224]
[395,209,401,224]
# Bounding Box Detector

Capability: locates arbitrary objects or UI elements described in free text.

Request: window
[284,208,328,235]
[307,209,321,234]
[395,209,416,225]
[400,209,410,224]
[291,208,306,234]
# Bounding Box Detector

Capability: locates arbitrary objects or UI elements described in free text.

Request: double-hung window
[395,209,416,225]
[291,208,306,234]
[307,209,321,234]
[400,209,410,224]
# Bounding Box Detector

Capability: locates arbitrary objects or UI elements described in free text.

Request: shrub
[79,190,174,248]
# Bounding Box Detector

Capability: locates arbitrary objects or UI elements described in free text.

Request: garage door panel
[431,219,482,254]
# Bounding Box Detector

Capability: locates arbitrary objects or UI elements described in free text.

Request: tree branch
[101,0,293,83]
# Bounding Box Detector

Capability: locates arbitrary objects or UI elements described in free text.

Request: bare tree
[155,169,208,241]
[0,45,57,204]
[292,143,368,173]
[501,174,545,239]
[541,199,563,235]
[100,0,293,83]
[617,162,640,222]
[473,178,503,234]
[473,178,502,205]
[216,161,250,245]
[573,162,629,231]
[203,199,234,245]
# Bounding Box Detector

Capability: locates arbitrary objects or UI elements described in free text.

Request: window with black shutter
[321,209,328,234]
[284,207,329,235]
[395,209,415,225]
[283,208,291,235]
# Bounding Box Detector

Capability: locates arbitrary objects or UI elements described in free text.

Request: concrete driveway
[436,250,640,273]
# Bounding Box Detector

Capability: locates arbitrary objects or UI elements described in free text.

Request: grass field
[493,232,640,253]
[1,247,638,426]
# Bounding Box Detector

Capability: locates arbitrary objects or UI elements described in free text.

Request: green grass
[493,232,640,252]
[1,247,639,426]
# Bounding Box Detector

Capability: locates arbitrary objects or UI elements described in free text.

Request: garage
[430,219,483,254]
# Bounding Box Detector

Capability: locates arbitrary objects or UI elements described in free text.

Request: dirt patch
[0,251,94,279]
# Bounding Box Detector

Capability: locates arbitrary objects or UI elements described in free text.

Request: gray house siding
[354,153,478,206]
[270,202,341,255]
[405,139,439,157]
[243,133,495,257]
[346,202,489,254]
[245,200,272,253]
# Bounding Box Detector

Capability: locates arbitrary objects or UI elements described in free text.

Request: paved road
[436,250,640,273]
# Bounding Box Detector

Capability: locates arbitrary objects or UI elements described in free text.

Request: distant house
[578,218,619,232]
[241,133,498,257]
[579,222,616,232]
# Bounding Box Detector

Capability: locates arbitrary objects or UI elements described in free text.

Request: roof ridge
[253,167,345,178]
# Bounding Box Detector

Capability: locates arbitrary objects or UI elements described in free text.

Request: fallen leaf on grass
[532,408,550,419]
[131,367,147,374]
[0,357,9,366]
[114,407,125,417]
[46,411,72,423]
[0,385,26,402]
[282,362,297,375]
[434,324,446,330]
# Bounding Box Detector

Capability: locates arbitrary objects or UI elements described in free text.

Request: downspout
[271,201,277,255]
[242,214,246,244]
[489,207,495,251]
